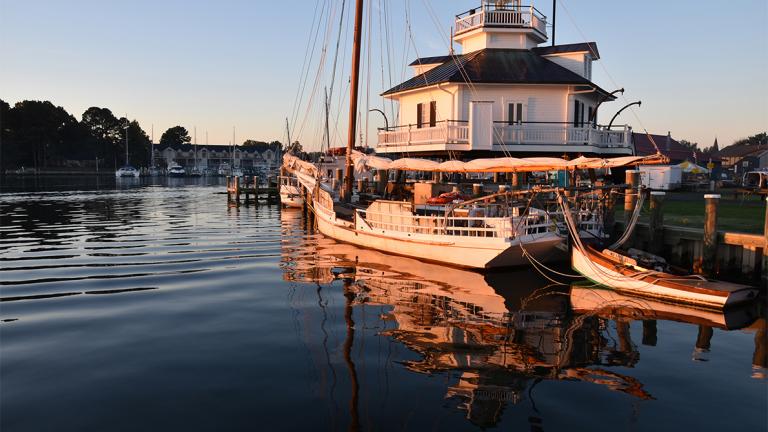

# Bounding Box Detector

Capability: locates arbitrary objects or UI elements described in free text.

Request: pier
[225,176,279,205]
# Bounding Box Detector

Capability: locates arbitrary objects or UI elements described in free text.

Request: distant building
[153,144,279,170]
[632,132,705,164]
[715,144,768,174]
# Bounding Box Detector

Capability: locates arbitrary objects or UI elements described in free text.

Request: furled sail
[349,151,667,173]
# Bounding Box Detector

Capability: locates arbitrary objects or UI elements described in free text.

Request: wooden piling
[254,176,259,205]
[649,191,665,254]
[762,197,768,286]
[234,176,241,204]
[701,194,720,276]
[624,170,640,227]
[472,183,482,197]
[226,176,232,203]
[511,172,520,191]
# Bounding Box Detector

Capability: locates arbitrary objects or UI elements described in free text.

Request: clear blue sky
[1,0,766,151]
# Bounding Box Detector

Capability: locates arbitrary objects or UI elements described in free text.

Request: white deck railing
[493,124,631,148]
[377,123,632,150]
[455,5,547,37]
[378,122,470,147]
[359,207,552,239]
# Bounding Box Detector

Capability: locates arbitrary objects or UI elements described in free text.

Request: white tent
[677,160,709,174]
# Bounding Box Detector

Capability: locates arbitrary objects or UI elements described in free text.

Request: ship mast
[342,0,364,202]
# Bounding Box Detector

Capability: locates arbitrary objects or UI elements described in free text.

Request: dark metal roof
[715,144,768,158]
[532,42,600,59]
[384,49,611,97]
[632,132,718,162]
[408,55,454,66]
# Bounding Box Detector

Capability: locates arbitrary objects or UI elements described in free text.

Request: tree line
[0,99,289,173]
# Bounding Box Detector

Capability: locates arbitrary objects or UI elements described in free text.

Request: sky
[1,0,766,151]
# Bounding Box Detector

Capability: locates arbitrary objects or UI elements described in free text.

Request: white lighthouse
[376,1,632,157]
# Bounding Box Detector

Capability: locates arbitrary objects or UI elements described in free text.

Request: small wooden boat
[571,245,759,310]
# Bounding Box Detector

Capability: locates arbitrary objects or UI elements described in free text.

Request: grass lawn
[615,191,766,234]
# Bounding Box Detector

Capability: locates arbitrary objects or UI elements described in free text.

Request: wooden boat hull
[314,203,562,269]
[571,245,758,309]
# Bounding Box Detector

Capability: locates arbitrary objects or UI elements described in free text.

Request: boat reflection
[279,209,765,428]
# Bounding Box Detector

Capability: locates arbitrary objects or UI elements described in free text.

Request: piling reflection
[280,209,765,428]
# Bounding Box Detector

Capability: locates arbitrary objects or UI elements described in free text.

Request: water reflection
[280,208,765,429]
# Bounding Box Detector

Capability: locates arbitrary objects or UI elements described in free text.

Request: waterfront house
[376,0,632,158]
[716,144,768,175]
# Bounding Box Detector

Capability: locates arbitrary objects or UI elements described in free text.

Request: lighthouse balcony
[376,121,633,156]
[455,3,548,39]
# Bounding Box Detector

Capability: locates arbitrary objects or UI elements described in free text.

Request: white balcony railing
[377,122,632,151]
[377,121,470,147]
[455,4,547,37]
[492,124,631,148]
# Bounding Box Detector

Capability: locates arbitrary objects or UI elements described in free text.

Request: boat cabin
[377,0,632,158]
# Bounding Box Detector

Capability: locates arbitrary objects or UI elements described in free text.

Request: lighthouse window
[417,101,437,128]
[429,101,437,127]
[416,103,423,128]
[507,103,523,125]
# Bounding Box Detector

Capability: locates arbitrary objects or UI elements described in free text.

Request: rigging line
[328,0,348,104]
[293,2,332,146]
[364,0,373,148]
[556,0,661,154]
[290,0,328,138]
[295,1,337,143]
[330,0,353,148]
[289,0,322,130]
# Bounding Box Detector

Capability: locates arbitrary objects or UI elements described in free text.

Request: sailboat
[282,0,668,269]
[189,127,203,177]
[115,118,140,178]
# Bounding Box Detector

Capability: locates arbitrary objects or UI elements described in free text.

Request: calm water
[1,178,766,431]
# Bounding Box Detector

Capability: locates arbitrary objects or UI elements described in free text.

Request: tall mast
[194,126,197,166]
[324,87,331,153]
[151,124,154,167]
[343,0,364,202]
[285,118,292,152]
[551,0,557,46]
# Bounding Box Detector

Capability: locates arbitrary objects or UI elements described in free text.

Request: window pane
[416,103,423,129]
[429,101,437,127]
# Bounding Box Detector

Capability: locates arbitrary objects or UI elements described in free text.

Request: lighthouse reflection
[279,209,764,429]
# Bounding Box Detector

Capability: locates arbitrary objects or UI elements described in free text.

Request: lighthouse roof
[532,42,600,59]
[383,48,611,97]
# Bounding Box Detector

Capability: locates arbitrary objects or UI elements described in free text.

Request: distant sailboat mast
[151,124,154,168]
[123,115,129,166]
[232,126,236,169]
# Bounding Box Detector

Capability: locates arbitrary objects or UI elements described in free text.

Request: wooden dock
[225,176,279,205]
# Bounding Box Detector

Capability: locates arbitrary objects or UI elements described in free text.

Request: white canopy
[677,160,709,174]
